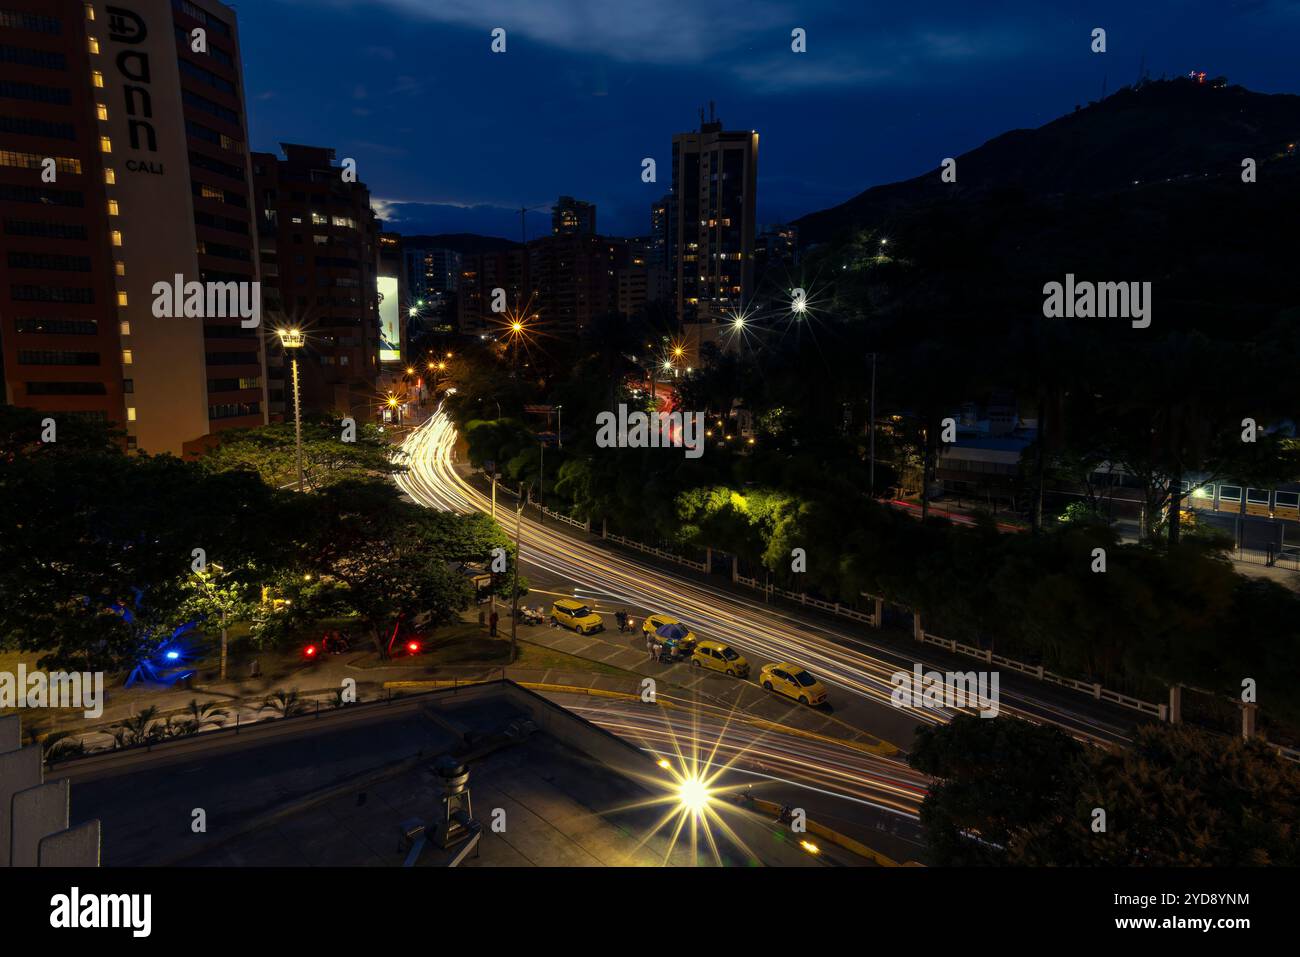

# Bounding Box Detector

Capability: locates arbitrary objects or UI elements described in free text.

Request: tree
[181,567,257,680]
[911,716,1300,865]
[302,480,481,657]
[200,418,406,489]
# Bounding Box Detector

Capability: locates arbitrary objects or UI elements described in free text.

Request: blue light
[165,650,180,661]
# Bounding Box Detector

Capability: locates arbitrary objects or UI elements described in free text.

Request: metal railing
[605,532,707,572]
[733,574,877,625]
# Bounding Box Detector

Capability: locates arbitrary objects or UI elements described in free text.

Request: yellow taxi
[641,614,698,649]
[550,598,604,635]
[690,640,749,679]
[759,663,828,706]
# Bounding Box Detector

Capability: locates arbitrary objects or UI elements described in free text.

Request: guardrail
[734,574,877,625]
[916,629,1168,719]
[538,505,588,530]
[606,532,707,572]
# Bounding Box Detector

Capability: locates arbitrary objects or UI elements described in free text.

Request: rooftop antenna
[698,105,705,128]
[709,100,716,124]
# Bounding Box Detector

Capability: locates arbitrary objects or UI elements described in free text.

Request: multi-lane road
[395,411,1141,843]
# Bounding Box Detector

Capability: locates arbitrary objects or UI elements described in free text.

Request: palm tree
[185,697,230,729]
[42,731,86,762]
[113,705,162,747]
[261,688,309,718]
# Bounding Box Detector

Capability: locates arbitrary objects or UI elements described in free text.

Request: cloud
[304,0,794,64]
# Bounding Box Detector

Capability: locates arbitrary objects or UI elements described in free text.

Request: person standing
[489,609,499,638]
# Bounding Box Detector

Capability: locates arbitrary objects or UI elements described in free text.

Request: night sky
[237,0,1300,240]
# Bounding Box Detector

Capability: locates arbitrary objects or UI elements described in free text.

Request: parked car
[690,640,750,678]
[759,663,828,706]
[550,598,604,635]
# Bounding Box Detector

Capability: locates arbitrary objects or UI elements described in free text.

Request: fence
[1235,545,1300,571]
[538,505,588,531]
[605,532,707,572]
[915,629,1167,719]
[733,574,877,625]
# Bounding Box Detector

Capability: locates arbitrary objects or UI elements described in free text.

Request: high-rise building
[668,109,758,330]
[616,236,667,319]
[403,243,461,299]
[252,143,381,420]
[551,195,595,235]
[0,0,267,455]
[456,246,528,337]
[650,194,670,268]
[528,232,625,334]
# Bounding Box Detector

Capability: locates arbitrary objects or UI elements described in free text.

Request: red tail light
[305,645,318,657]
[407,641,421,654]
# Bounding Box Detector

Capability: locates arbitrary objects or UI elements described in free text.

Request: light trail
[558,695,928,820]
[397,411,1135,749]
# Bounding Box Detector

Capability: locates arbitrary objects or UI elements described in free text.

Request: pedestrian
[489,610,499,637]
[646,633,655,659]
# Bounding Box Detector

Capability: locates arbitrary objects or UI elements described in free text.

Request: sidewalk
[510,618,900,755]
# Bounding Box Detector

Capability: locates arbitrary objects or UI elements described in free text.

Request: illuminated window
[120,320,130,335]
[110,229,122,246]
[122,349,133,365]
[87,36,99,54]
[116,291,128,306]
[96,103,108,121]
[91,70,104,88]
[85,2,95,19]
[104,167,115,184]
[114,261,125,277]
[99,136,111,153]
[107,199,119,216]
[127,407,137,422]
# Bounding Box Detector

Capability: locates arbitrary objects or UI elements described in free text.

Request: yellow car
[690,640,749,679]
[759,663,828,706]
[641,614,698,649]
[550,598,604,635]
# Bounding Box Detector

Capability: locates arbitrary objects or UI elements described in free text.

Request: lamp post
[555,405,563,450]
[277,327,305,492]
[511,485,530,663]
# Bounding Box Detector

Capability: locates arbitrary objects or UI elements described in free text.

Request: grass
[376,619,629,677]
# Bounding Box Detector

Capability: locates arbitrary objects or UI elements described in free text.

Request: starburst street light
[791,287,808,315]
[275,327,306,491]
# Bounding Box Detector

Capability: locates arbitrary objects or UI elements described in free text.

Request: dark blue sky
[237,0,1300,240]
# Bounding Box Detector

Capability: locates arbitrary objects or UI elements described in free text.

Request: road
[543,690,930,861]
[396,411,1139,754]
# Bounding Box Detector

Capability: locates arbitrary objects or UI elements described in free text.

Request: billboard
[377,275,401,362]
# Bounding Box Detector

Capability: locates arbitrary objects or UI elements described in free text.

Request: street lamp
[276,327,306,492]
